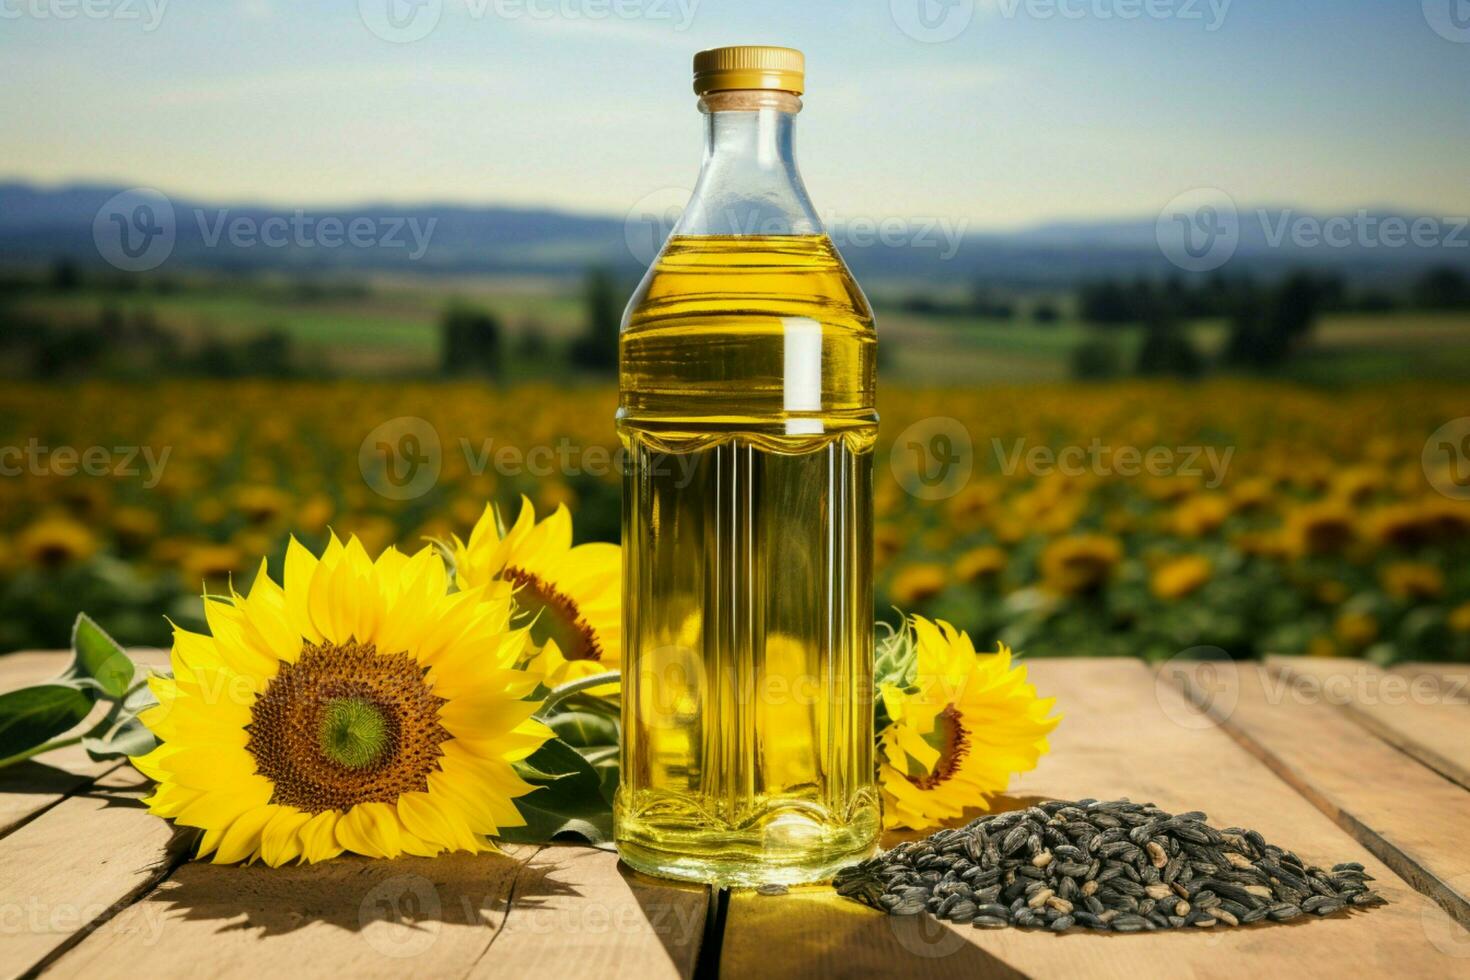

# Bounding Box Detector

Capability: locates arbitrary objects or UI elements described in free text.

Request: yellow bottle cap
[693,46,805,96]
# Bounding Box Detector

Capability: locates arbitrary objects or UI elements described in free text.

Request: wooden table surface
[1,652,1467,979]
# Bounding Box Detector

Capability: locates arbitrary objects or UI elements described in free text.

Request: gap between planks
[1165,658,1470,933]
[722,659,1468,979]
[2,649,709,979]
[1265,656,1470,791]
[0,650,170,840]
[31,840,708,980]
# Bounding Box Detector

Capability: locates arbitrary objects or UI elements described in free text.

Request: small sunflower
[131,535,550,865]
[1150,555,1212,600]
[1038,534,1121,596]
[1448,602,1470,634]
[877,616,1060,831]
[453,497,620,687]
[1284,501,1355,557]
[17,514,98,568]
[954,546,1007,584]
[890,563,947,605]
[1380,561,1444,601]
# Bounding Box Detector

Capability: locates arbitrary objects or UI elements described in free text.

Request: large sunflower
[453,497,620,687]
[877,617,1060,831]
[131,535,550,865]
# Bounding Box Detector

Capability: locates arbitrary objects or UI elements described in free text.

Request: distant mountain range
[1,181,1464,287]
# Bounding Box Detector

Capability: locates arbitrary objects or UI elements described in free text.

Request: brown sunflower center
[908,705,970,791]
[245,639,451,814]
[503,564,602,662]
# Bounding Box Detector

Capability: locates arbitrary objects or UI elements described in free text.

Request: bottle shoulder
[619,235,876,419]
[621,235,875,337]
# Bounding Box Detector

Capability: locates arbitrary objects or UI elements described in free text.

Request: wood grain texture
[46,844,707,980]
[1391,663,1470,706]
[0,766,181,979]
[723,658,1470,979]
[0,650,168,839]
[1266,656,1470,790]
[464,845,708,980]
[45,845,541,980]
[1167,660,1470,931]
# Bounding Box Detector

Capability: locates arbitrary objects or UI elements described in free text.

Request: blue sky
[3,0,1468,228]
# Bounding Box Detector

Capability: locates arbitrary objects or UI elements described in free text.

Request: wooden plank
[1167,660,1470,930]
[44,846,542,980]
[722,659,1469,979]
[0,765,180,978]
[0,650,169,838]
[465,846,707,980]
[8,646,709,977]
[1390,663,1470,706]
[45,843,706,980]
[1267,656,1470,790]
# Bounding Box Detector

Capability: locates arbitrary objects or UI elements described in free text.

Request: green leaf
[69,614,134,700]
[548,709,618,749]
[83,717,158,761]
[577,743,621,804]
[0,685,93,758]
[497,738,613,846]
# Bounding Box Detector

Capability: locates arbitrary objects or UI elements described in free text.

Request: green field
[15,277,1470,383]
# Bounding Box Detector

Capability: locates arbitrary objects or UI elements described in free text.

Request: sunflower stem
[537,671,621,715]
[0,734,85,771]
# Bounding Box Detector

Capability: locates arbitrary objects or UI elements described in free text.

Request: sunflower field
[1,379,1467,663]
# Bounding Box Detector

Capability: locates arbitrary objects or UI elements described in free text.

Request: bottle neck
[673,91,823,238]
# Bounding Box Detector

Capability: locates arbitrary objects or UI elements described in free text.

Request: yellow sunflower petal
[212,805,278,864]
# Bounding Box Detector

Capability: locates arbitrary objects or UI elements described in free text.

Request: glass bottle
[615,46,879,886]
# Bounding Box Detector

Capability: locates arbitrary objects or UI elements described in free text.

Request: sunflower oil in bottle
[615,46,880,886]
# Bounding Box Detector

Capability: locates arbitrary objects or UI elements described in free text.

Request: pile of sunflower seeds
[834,799,1383,932]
